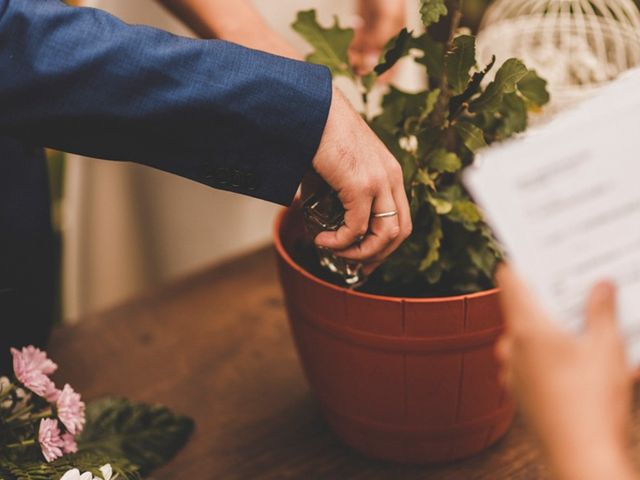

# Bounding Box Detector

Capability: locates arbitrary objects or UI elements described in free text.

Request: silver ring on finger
[372,211,398,219]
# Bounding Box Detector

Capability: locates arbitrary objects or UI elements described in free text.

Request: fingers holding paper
[495,265,634,480]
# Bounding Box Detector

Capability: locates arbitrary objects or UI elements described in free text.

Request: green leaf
[449,55,496,117]
[420,0,448,28]
[424,89,441,116]
[428,149,462,173]
[419,216,443,271]
[467,241,498,279]
[517,69,551,107]
[415,35,446,83]
[446,35,476,96]
[78,397,195,476]
[427,194,453,214]
[496,92,527,140]
[455,120,487,152]
[449,199,482,227]
[374,28,412,76]
[415,168,436,189]
[371,87,430,135]
[292,10,354,78]
[470,58,528,113]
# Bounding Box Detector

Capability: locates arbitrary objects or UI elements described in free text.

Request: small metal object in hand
[303,190,365,288]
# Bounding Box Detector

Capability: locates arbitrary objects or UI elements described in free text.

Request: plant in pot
[274,0,550,464]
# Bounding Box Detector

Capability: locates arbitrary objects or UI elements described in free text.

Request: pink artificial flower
[38,418,64,462]
[11,346,60,399]
[44,383,62,403]
[61,432,78,454]
[56,384,85,435]
[12,346,57,375]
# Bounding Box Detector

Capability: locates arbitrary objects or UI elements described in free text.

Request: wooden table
[49,246,618,479]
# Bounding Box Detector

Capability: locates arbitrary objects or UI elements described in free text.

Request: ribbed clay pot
[274,206,514,464]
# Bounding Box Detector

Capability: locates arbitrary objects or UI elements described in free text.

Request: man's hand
[495,266,636,480]
[350,0,407,75]
[311,88,411,274]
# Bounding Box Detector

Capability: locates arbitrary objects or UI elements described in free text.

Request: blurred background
[51,0,639,322]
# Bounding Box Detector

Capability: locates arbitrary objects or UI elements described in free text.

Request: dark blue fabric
[0,137,54,373]
[0,0,333,205]
[0,0,333,371]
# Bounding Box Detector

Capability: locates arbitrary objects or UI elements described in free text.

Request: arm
[156,0,407,74]
[0,0,328,205]
[0,0,411,264]
[156,0,300,58]
[496,266,636,480]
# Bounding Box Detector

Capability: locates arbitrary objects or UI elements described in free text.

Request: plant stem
[447,0,463,50]
[431,0,464,129]
[5,404,34,423]
[6,438,36,449]
[28,409,53,422]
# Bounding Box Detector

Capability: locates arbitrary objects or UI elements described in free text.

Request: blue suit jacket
[0,0,332,372]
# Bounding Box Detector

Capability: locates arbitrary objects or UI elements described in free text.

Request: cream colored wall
[63,0,421,322]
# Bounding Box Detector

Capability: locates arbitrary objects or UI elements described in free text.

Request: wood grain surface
[49,246,640,479]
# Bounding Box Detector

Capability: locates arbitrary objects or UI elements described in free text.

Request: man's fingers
[315,193,373,251]
[335,189,399,261]
[358,184,412,273]
[585,280,617,334]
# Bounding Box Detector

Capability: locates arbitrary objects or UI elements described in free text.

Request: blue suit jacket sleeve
[0,0,333,205]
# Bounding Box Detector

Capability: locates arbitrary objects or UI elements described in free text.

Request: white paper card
[464,68,640,365]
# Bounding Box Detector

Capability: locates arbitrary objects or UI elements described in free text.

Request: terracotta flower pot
[274,206,514,464]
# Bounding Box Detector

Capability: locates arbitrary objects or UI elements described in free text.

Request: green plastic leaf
[419,216,443,271]
[517,69,551,107]
[446,35,476,96]
[455,120,487,152]
[374,28,412,76]
[428,149,462,173]
[470,58,528,113]
[292,10,354,78]
[78,397,195,476]
[420,0,448,28]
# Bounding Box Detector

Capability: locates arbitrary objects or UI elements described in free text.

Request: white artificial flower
[59,469,91,480]
[59,464,117,480]
[399,135,418,154]
[99,464,117,480]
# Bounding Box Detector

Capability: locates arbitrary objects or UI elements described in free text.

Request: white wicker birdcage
[477,0,640,111]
